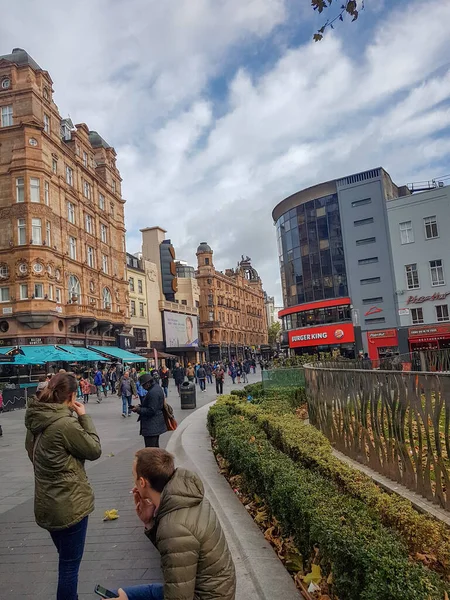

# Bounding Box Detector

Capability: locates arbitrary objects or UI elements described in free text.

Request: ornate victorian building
[196,242,268,361]
[0,48,129,346]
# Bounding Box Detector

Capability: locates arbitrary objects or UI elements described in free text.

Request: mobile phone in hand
[94,584,117,598]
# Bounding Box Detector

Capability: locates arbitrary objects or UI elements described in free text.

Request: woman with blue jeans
[25,373,102,600]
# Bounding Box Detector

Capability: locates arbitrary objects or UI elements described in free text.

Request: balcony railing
[64,303,125,320]
[158,299,198,316]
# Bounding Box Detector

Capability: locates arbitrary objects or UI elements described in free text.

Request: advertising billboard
[164,312,199,348]
[288,323,355,348]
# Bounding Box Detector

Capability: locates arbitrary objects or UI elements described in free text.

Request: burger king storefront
[279,298,361,357]
[287,322,357,356]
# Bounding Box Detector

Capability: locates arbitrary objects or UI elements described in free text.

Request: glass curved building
[273,169,405,357]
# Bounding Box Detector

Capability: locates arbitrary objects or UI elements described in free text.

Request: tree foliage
[268,321,281,345]
[311,0,363,41]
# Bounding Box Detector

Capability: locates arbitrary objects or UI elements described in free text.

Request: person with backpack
[94,368,103,403]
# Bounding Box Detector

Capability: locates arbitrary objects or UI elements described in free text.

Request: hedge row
[208,401,448,599]
[219,394,450,572]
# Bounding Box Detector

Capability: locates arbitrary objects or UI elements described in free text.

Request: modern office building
[387,185,450,353]
[273,167,412,359]
[196,243,268,361]
[0,48,129,347]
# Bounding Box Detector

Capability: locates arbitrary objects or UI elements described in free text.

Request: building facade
[264,292,275,327]
[196,243,268,361]
[0,48,128,347]
[273,167,411,359]
[387,185,450,353]
[139,227,201,364]
[126,252,150,349]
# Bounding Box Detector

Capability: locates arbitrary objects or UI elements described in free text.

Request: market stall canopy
[0,347,17,355]
[17,345,74,365]
[57,345,105,362]
[88,346,147,363]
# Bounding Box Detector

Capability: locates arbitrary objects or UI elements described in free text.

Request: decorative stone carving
[16,260,29,277]
[147,264,158,282]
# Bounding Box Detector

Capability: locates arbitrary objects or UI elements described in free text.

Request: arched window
[103,287,112,309]
[68,275,81,303]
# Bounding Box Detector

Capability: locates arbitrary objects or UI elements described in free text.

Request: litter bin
[180,381,196,409]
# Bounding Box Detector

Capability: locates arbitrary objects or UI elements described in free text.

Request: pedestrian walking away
[109,367,118,394]
[214,364,225,395]
[159,365,170,398]
[105,448,236,600]
[197,364,207,392]
[132,372,167,448]
[118,370,137,418]
[25,373,101,600]
[80,376,91,404]
[172,362,185,395]
[94,368,103,403]
[186,363,195,383]
[229,363,237,384]
[205,362,213,384]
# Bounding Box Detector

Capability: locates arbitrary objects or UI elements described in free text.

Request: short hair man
[111,448,236,600]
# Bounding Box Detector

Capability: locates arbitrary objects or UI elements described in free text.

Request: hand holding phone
[94,584,121,598]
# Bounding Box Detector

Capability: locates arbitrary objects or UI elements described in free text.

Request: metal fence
[304,364,450,510]
[262,367,305,389]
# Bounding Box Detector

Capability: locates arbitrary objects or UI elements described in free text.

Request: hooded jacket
[24,399,101,531]
[146,468,236,600]
[136,381,167,437]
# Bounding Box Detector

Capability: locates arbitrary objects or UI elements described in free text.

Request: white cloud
[1,0,450,305]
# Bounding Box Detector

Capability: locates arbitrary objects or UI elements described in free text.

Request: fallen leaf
[103,509,119,521]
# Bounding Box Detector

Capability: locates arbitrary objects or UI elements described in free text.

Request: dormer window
[60,118,73,141]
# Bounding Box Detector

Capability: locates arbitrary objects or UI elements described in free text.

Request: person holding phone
[102,448,235,600]
[25,372,102,600]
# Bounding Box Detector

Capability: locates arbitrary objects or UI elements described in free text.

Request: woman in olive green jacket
[25,372,101,600]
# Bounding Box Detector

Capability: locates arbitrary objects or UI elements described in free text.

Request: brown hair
[39,372,78,404]
[135,448,175,493]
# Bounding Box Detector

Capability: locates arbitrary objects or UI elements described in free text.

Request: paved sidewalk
[166,402,301,600]
[0,372,261,599]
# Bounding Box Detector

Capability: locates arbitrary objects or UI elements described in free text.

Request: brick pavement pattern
[0,372,260,599]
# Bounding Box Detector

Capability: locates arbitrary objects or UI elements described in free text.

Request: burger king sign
[288,323,355,348]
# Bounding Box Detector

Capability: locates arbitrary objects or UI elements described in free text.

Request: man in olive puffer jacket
[111,448,236,600]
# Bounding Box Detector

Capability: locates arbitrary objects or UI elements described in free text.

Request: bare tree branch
[312,0,364,41]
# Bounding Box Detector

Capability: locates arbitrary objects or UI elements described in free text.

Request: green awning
[58,345,105,362]
[88,346,147,363]
[18,345,74,365]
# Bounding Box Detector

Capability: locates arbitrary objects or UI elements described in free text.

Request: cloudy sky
[2,0,450,304]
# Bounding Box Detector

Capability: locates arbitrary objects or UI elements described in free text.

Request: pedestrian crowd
[23,365,239,600]
[19,355,262,599]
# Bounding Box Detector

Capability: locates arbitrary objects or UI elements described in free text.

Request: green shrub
[218,396,450,569]
[208,403,447,599]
